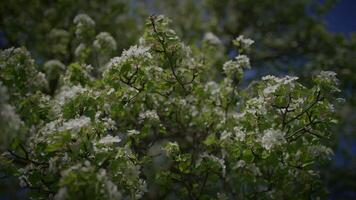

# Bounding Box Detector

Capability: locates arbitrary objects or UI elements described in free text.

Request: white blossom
[44,59,66,71]
[235,55,250,69]
[35,72,48,88]
[261,129,285,150]
[93,32,117,51]
[234,160,246,169]
[308,145,333,159]
[105,45,152,75]
[97,169,122,200]
[127,129,140,136]
[58,116,91,133]
[262,75,299,96]
[203,32,222,45]
[234,126,246,142]
[223,55,250,76]
[233,35,254,50]
[245,97,267,115]
[139,110,159,122]
[317,70,339,86]
[98,135,121,145]
[73,14,95,27]
[56,85,88,106]
[1,104,22,132]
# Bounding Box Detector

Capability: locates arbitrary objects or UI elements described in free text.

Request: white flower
[234,126,246,142]
[127,129,140,136]
[1,104,22,132]
[245,97,267,115]
[103,117,117,131]
[204,81,220,95]
[317,71,339,86]
[233,35,254,50]
[223,60,238,76]
[93,32,117,51]
[261,129,285,150]
[261,75,299,96]
[319,71,337,79]
[98,135,121,145]
[105,45,152,74]
[234,160,246,168]
[223,55,250,76]
[97,169,122,200]
[40,120,61,135]
[263,84,279,96]
[308,145,333,159]
[220,130,232,141]
[56,85,88,106]
[43,60,65,82]
[203,32,222,45]
[73,14,95,27]
[107,88,115,95]
[44,60,66,72]
[35,72,48,88]
[235,55,250,69]
[74,43,88,58]
[58,116,91,133]
[139,110,159,122]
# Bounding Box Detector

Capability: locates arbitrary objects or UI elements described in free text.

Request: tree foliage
[0,13,342,199]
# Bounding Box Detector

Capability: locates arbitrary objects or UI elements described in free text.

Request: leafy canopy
[0,14,341,199]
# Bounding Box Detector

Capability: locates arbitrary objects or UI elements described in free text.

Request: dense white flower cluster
[164,141,180,156]
[44,60,66,72]
[127,129,140,136]
[123,45,151,59]
[74,43,88,59]
[0,104,22,132]
[105,45,151,73]
[245,96,267,115]
[308,145,333,159]
[234,160,246,169]
[233,35,254,51]
[58,116,91,133]
[234,126,247,142]
[35,72,49,89]
[98,135,121,145]
[73,14,95,39]
[316,71,339,88]
[203,32,222,45]
[235,55,250,69]
[220,126,248,143]
[97,169,122,200]
[318,71,337,81]
[139,109,159,122]
[261,75,299,96]
[95,111,117,131]
[73,14,95,26]
[0,82,23,149]
[93,32,117,52]
[56,85,88,106]
[223,55,250,76]
[261,129,286,150]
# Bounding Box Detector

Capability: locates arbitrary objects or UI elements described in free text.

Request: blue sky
[324,0,356,34]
